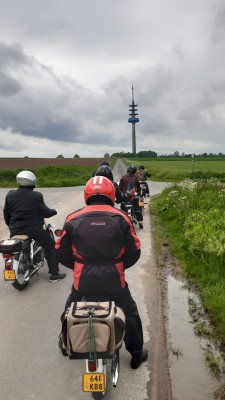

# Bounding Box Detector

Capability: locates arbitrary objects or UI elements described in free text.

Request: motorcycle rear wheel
[12,253,30,291]
[139,222,143,229]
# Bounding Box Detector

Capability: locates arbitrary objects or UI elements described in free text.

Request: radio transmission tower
[128,85,139,154]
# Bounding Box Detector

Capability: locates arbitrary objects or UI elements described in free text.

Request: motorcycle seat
[11,235,29,240]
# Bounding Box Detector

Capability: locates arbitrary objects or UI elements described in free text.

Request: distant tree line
[110,150,225,158]
[159,151,225,158]
[111,150,157,158]
[24,151,225,160]
[56,154,80,158]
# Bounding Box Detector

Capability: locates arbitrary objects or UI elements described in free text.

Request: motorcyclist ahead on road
[3,170,66,283]
[136,165,151,196]
[56,176,148,369]
[119,165,143,225]
[95,164,131,204]
[92,160,111,177]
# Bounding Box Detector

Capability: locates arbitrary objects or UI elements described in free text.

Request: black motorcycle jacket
[56,202,141,295]
[3,187,57,235]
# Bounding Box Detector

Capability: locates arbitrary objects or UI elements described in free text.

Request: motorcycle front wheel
[12,253,30,291]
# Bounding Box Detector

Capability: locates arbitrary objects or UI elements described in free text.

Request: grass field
[123,158,225,181]
[0,158,117,188]
[0,157,225,186]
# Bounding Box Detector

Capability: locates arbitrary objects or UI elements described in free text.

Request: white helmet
[16,171,37,187]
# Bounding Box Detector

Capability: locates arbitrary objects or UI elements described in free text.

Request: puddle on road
[167,274,220,400]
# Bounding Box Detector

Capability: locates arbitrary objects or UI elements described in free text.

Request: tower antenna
[128,85,139,154]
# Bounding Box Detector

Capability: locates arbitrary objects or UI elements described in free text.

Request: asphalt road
[0,160,171,400]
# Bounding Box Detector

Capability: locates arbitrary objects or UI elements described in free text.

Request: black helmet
[127,164,137,174]
[96,165,113,181]
[139,165,145,170]
[100,161,110,167]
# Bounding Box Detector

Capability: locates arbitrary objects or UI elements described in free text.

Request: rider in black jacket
[3,170,66,283]
[56,176,148,368]
[95,165,131,204]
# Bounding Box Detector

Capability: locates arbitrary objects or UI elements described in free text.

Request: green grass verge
[0,164,100,187]
[150,178,225,348]
[123,157,225,182]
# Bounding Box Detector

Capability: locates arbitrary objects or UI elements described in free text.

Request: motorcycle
[138,181,149,216]
[139,180,150,198]
[122,201,137,225]
[0,221,54,290]
[55,229,125,399]
[139,181,147,198]
[121,189,143,229]
[81,297,122,400]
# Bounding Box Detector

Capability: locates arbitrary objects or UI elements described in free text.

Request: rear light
[55,229,63,237]
[2,254,13,270]
[88,359,97,372]
[5,261,12,270]
[3,254,13,259]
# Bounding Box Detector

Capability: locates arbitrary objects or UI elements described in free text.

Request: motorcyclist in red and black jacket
[56,176,148,368]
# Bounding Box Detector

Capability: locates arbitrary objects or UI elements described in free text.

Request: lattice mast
[128,85,139,155]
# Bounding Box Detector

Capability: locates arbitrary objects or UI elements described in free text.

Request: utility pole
[128,85,139,155]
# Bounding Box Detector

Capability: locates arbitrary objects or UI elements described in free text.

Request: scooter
[139,181,150,198]
[124,202,137,225]
[83,316,121,400]
[121,198,144,229]
[0,222,54,290]
[58,294,124,400]
[55,226,125,399]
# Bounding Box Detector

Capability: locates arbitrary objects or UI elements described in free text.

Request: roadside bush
[0,165,98,188]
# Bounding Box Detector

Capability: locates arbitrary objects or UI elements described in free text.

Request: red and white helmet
[84,176,115,205]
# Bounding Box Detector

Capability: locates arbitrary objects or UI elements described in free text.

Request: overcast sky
[0,0,224,157]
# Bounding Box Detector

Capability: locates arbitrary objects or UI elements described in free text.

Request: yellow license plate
[82,373,105,392]
[139,201,144,207]
[4,269,16,281]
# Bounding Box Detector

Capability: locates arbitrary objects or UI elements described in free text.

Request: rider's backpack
[126,181,135,191]
[137,170,146,181]
[125,182,135,201]
[66,301,125,359]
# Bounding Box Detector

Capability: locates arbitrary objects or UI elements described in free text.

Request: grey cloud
[137,65,175,106]
[0,42,28,70]
[0,72,23,96]
[0,1,225,157]
[0,1,164,62]
[0,43,28,97]
[211,3,225,43]
[0,138,24,152]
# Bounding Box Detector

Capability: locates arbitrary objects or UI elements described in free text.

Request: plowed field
[0,158,110,170]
